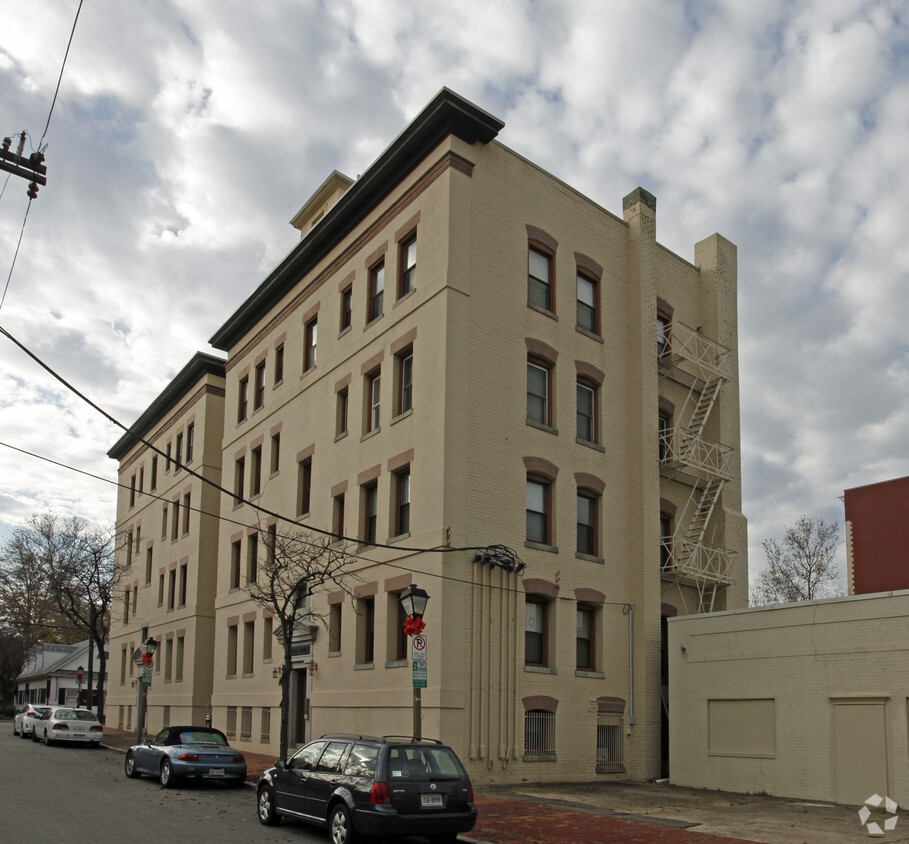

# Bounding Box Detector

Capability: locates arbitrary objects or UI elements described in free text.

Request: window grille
[523,709,556,760]
[226,706,237,738]
[261,707,271,743]
[597,713,624,773]
[241,706,253,741]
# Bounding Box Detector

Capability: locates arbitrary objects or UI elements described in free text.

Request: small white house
[15,640,107,711]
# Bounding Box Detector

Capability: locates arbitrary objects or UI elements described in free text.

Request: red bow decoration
[140,653,154,666]
[403,615,426,636]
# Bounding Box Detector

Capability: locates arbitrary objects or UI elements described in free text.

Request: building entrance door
[833,700,887,805]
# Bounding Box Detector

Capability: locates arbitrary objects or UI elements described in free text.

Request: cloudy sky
[2,0,908,590]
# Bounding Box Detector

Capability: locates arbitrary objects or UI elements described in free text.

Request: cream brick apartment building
[108,89,747,784]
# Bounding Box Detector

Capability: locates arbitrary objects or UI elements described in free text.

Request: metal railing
[660,539,736,584]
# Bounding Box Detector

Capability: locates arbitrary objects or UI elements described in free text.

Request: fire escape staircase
[659,321,736,607]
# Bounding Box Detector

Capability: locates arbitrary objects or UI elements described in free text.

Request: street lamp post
[135,637,159,745]
[399,586,430,740]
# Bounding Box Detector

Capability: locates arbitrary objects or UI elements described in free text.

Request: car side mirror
[275,760,285,770]
[143,740,152,747]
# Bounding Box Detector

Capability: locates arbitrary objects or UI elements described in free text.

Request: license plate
[209,768,225,776]
[421,794,443,808]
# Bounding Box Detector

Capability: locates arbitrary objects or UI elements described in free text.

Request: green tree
[751,515,842,605]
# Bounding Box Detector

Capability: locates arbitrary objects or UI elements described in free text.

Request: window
[138,467,144,495]
[597,707,624,772]
[524,709,556,759]
[661,514,674,571]
[182,492,191,534]
[527,361,551,427]
[304,318,318,372]
[230,540,242,590]
[270,433,280,475]
[161,505,168,539]
[657,315,670,358]
[158,573,164,606]
[126,531,133,566]
[238,376,249,423]
[362,483,378,544]
[333,493,345,539]
[120,649,127,686]
[175,433,183,470]
[366,371,381,433]
[247,533,259,584]
[525,597,547,665]
[129,476,136,507]
[340,286,352,332]
[394,468,411,537]
[185,423,194,464]
[243,621,255,676]
[226,706,236,737]
[123,590,130,625]
[395,349,413,416]
[251,445,263,496]
[526,478,550,545]
[577,605,594,670]
[577,382,596,443]
[150,456,158,491]
[261,708,271,743]
[577,273,598,333]
[356,597,375,664]
[175,636,184,682]
[389,592,407,661]
[336,387,349,437]
[659,414,671,463]
[398,234,416,298]
[145,548,153,585]
[297,458,312,516]
[234,456,245,505]
[178,563,188,607]
[254,362,266,410]
[274,345,284,385]
[167,569,176,611]
[241,706,253,741]
[263,617,273,661]
[164,638,173,683]
[368,261,385,322]
[227,625,238,677]
[329,603,342,653]
[266,524,277,568]
[165,443,172,472]
[528,247,553,311]
[577,493,598,556]
[171,499,180,540]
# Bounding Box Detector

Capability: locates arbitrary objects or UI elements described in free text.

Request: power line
[39,0,85,149]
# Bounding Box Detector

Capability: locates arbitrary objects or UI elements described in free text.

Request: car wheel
[125,751,141,779]
[328,803,355,844]
[257,786,281,826]
[20,728,30,740]
[43,729,53,747]
[159,759,176,788]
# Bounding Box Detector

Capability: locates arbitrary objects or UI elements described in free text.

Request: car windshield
[387,747,465,780]
[178,731,228,746]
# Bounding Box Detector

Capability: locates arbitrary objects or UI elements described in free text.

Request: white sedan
[14,704,52,739]
[33,707,104,746]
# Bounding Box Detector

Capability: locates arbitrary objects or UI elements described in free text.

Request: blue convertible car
[124,726,247,788]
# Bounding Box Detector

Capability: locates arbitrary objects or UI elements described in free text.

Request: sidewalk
[100,729,864,843]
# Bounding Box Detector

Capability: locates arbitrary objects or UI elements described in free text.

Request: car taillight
[90,725,103,732]
[233,755,245,764]
[53,722,69,730]
[178,753,199,761]
[370,781,391,805]
[467,780,474,802]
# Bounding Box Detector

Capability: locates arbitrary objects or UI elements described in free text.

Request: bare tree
[14,513,124,722]
[0,631,25,715]
[244,524,359,759]
[751,515,842,605]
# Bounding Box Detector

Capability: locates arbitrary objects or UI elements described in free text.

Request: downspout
[624,604,635,725]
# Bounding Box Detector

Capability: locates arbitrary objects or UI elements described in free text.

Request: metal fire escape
[658,320,737,613]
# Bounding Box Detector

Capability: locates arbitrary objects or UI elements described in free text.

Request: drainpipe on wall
[624,604,635,726]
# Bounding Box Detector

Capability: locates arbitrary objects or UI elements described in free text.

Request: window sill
[576,437,605,453]
[394,289,416,307]
[327,651,341,658]
[523,754,558,762]
[300,365,316,379]
[387,532,410,545]
[597,764,626,774]
[338,326,351,339]
[391,409,413,425]
[525,541,559,554]
[576,552,604,564]
[524,665,558,675]
[334,431,348,443]
[226,674,237,680]
[242,673,254,679]
[575,670,605,679]
[527,419,559,436]
[360,428,380,442]
[528,303,558,321]
[365,314,384,330]
[576,325,604,343]
[273,378,284,388]
[385,660,408,669]
[354,662,375,671]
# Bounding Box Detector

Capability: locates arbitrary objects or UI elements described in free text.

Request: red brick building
[844,475,909,594]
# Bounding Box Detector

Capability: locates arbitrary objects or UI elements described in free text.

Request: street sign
[412,634,428,661]
[412,661,427,688]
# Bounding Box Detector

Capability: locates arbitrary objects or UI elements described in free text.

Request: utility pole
[0,132,47,198]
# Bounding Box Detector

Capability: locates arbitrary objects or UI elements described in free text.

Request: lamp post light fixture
[135,636,159,745]
[399,586,430,740]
